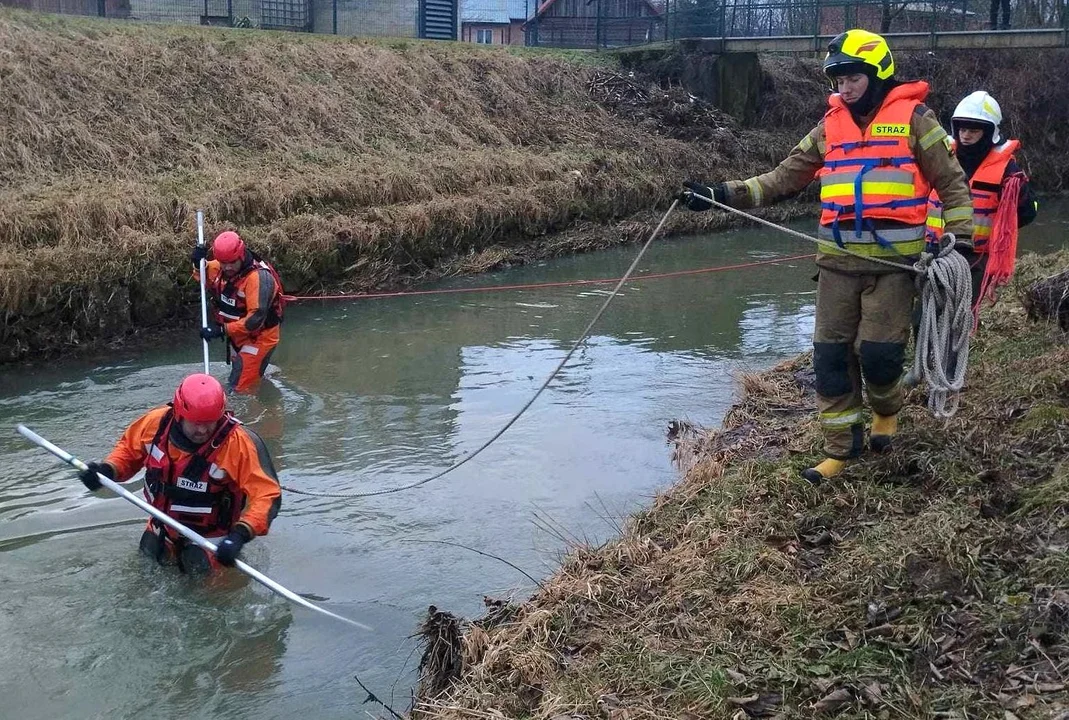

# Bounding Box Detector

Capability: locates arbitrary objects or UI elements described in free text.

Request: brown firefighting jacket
[722,101,973,274]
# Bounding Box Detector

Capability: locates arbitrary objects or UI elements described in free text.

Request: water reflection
[0,523,292,720]
[0,201,1065,719]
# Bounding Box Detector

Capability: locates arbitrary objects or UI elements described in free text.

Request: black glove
[78,462,115,492]
[680,181,726,211]
[215,526,251,567]
[200,324,225,342]
[191,246,208,266]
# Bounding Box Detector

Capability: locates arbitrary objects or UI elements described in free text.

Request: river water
[1,206,1065,719]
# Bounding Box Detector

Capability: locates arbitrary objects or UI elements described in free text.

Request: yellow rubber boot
[801,458,852,484]
[870,413,898,454]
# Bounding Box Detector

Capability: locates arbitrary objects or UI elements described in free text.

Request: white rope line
[690,191,972,418]
[284,200,681,499]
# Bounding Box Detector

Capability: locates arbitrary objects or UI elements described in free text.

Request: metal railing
[663,0,1068,42]
[3,0,1066,47]
[521,0,1068,49]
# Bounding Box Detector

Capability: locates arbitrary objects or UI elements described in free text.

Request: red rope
[974,173,1025,326]
[280,252,817,303]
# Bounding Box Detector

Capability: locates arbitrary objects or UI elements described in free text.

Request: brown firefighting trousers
[813,269,916,458]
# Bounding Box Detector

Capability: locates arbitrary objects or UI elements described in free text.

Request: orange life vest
[143,407,243,537]
[926,139,1020,252]
[817,81,931,258]
[212,255,285,329]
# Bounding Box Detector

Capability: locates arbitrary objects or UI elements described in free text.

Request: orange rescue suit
[105,405,282,542]
[200,258,284,393]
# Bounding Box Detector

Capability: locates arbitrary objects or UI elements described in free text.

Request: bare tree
[881,0,913,31]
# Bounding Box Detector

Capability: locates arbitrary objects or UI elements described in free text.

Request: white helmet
[952,91,1003,143]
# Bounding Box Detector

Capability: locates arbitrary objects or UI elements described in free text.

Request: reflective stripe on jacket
[104,406,282,537]
[926,139,1021,252]
[142,407,241,536]
[212,258,284,329]
[817,81,932,258]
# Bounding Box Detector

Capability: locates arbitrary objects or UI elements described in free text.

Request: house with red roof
[528,0,663,48]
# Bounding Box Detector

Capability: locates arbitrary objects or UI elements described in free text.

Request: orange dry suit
[201,255,284,393]
[103,405,282,571]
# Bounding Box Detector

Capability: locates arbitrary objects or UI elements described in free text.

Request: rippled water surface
[2,206,1065,719]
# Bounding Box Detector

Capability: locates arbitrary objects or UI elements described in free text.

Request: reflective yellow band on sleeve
[919,125,948,151]
[744,177,764,207]
[942,206,974,223]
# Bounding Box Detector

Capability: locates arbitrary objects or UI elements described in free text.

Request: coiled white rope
[909,234,974,418]
[694,192,973,418]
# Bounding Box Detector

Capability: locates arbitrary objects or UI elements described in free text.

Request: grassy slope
[2,10,1065,362]
[0,9,804,361]
[415,252,1069,719]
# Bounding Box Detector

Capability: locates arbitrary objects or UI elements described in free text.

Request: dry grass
[0,8,795,361]
[413,251,1069,719]
[2,9,1066,363]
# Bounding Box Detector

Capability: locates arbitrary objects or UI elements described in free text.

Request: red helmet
[212,231,246,263]
[172,374,226,424]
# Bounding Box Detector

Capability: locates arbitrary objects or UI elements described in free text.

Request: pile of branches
[1021,267,1069,331]
[587,69,649,104]
[414,605,465,704]
[587,69,735,142]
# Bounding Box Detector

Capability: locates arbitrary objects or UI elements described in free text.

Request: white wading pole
[17,425,372,633]
[197,210,211,375]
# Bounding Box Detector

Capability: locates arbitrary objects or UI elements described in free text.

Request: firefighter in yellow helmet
[680,29,973,483]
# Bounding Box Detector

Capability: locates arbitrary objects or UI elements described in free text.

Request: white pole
[16,424,372,633]
[197,210,211,375]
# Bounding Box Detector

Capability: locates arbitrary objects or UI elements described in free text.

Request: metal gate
[261,0,311,31]
[420,0,457,40]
